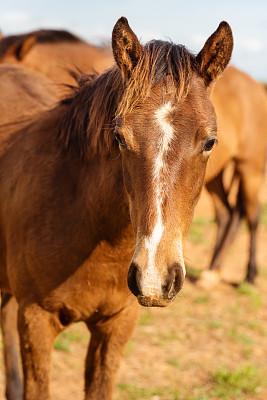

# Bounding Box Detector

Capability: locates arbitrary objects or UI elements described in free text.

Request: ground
[1,178,267,400]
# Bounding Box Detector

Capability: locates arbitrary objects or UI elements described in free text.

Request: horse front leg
[85,300,139,400]
[1,293,22,400]
[17,302,59,400]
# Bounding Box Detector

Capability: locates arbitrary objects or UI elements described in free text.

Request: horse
[0,28,114,89]
[0,17,233,400]
[0,64,57,126]
[200,65,267,286]
[1,28,265,284]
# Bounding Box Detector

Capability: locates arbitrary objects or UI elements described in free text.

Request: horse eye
[203,138,217,152]
[114,133,126,148]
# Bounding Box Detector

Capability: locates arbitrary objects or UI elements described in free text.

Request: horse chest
[43,228,136,321]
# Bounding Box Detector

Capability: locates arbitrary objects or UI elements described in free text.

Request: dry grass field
[1,177,267,400]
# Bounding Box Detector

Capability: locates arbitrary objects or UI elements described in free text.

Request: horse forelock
[116,40,197,118]
[58,41,197,159]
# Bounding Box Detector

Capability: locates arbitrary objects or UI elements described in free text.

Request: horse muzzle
[127,262,185,307]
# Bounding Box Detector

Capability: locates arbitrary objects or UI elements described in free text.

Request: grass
[207,320,224,329]
[188,216,214,244]
[117,368,262,400]
[117,363,264,399]
[236,282,256,295]
[158,330,182,341]
[259,267,267,278]
[186,266,202,280]
[139,310,154,326]
[236,282,262,311]
[124,341,135,356]
[167,359,181,368]
[227,328,254,344]
[260,202,267,225]
[246,320,266,335]
[210,365,262,399]
[54,324,88,352]
[193,295,210,304]
[54,334,70,352]
[241,347,253,361]
[183,397,209,400]
[117,383,180,400]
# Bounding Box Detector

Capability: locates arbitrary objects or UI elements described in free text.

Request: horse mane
[117,40,197,117]
[58,40,197,159]
[0,29,83,59]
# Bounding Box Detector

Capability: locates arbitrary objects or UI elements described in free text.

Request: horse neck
[81,153,130,245]
[57,68,130,244]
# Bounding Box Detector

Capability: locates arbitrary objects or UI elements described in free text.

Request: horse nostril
[127,262,141,297]
[164,263,185,299]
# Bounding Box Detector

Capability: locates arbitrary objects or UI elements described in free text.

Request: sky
[1,0,267,81]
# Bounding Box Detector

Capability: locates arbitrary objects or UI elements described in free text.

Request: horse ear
[15,35,36,60]
[6,35,36,61]
[196,22,233,86]
[112,17,143,80]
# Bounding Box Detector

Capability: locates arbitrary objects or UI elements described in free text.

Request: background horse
[0,29,114,90]
[0,17,233,400]
[201,66,267,286]
[0,64,57,126]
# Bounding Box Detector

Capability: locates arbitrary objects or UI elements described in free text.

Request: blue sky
[1,0,267,81]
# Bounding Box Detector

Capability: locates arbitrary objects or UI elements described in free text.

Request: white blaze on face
[175,232,186,277]
[141,101,185,297]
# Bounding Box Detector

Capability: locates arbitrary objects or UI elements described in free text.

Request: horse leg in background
[85,301,139,400]
[17,302,60,400]
[198,172,243,287]
[206,171,232,266]
[1,292,22,400]
[206,171,242,270]
[237,165,263,283]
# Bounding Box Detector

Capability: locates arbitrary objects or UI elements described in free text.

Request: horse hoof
[197,270,221,289]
